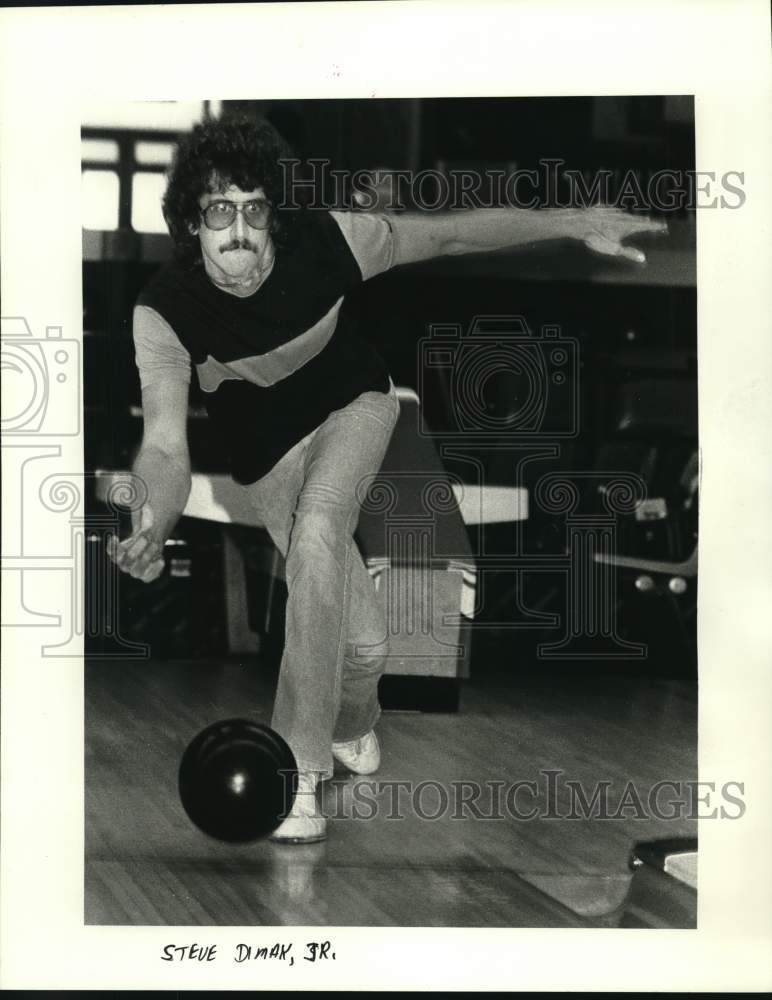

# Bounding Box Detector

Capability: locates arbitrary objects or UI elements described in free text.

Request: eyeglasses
[200,199,271,231]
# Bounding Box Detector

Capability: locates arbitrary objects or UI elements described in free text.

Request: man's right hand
[107,503,166,583]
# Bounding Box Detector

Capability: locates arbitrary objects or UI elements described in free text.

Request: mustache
[219,238,259,253]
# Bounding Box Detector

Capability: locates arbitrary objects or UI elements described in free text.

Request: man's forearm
[391,208,585,266]
[132,442,191,543]
[442,207,583,256]
[389,206,662,267]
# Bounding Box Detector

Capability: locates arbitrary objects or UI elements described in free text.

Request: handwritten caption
[161,941,336,967]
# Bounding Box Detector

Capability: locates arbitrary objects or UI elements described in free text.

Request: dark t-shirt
[134,210,395,484]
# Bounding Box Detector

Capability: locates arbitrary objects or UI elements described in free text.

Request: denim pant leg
[245,384,399,777]
[331,545,389,745]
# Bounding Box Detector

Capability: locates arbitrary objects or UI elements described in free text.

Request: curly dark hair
[162,116,300,265]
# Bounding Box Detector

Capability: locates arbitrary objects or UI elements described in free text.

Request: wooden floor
[85,650,697,927]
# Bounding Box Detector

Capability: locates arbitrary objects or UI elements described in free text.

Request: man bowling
[108,117,665,843]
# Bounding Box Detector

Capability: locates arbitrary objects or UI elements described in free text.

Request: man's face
[193,184,273,281]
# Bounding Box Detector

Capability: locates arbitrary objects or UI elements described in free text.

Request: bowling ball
[178,719,297,842]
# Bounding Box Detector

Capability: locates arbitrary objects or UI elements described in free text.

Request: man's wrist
[539,207,586,242]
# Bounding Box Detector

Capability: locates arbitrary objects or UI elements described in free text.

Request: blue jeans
[244,382,400,777]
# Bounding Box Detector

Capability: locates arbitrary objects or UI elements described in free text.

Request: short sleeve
[329,210,396,282]
[133,305,192,391]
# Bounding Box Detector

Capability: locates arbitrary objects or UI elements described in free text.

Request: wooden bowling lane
[85,656,697,926]
[87,856,597,927]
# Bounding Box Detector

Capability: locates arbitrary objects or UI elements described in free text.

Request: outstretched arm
[383,206,668,268]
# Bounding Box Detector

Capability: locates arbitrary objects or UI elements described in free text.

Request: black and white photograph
[82,94,699,928]
[1,2,770,992]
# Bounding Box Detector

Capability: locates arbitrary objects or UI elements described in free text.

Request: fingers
[584,233,623,257]
[619,245,647,264]
[584,233,647,264]
[107,529,165,580]
[628,215,668,236]
[119,532,159,568]
[586,206,668,234]
[111,502,165,579]
[137,558,166,584]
